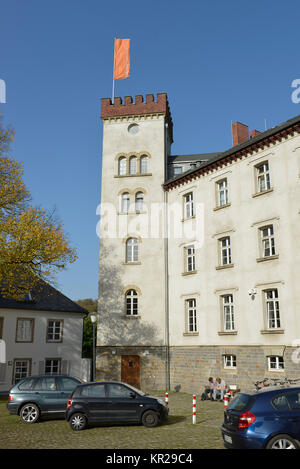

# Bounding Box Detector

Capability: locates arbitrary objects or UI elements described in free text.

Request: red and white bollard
[165,392,169,406]
[192,394,196,424]
[224,393,229,409]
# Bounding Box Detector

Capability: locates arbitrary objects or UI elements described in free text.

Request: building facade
[0,283,89,393]
[97,93,300,392]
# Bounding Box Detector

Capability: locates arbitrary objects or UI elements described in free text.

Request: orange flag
[113,38,130,80]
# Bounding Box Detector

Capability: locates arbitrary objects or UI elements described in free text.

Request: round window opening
[128,123,139,135]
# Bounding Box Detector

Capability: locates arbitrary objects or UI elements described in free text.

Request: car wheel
[266,434,299,449]
[20,403,40,424]
[69,413,87,431]
[142,410,159,428]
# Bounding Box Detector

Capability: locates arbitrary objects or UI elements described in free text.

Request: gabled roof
[164,114,300,190]
[168,153,220,163]
[0,281,88,315]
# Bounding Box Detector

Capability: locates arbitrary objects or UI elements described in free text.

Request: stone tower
[97,93,173,390]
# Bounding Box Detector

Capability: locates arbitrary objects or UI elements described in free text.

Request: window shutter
[0,363,6,383]
[61,360,69,375]
[38,361,45,375]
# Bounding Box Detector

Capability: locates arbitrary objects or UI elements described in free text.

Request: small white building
[0,282,89,393]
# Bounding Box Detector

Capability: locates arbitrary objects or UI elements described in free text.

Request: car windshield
[228,393,254,412]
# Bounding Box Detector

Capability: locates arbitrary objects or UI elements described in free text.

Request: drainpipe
[164,122,170,390]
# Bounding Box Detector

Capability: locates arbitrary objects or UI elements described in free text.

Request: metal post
[92,322,95,381]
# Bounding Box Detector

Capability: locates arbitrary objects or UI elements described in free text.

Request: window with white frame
[265,289,281,329]
[129,156,137,175]
[47,320,63,343]
[222,294,235,331]
[260,225,276,257]
[223,355,237,369]
[126,289,138,315]
[140,155,148,174]
[121,192,130,213]
[15,319,34,343]
[135,192,144,212]
[219,237,232,265]
[268,356,284,372]
[256,161,271,193]
[186,299,197,332]
[13,359,31,384]
[126,237,139,263]
[118,157,127,176]
[216,179,229,207]
[185,245,196,272]
[184,192,194,219]
[45,359,61,375]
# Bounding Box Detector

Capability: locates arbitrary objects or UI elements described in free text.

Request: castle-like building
[97,93,300,392]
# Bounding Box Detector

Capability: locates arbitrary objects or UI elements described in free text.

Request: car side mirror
[129,392,136,399]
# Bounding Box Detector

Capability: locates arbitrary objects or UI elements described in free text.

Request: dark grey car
[66,381,169,430]
[7,375,82,423]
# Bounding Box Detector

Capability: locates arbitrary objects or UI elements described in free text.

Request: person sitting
[213,377,227,401]
[203,377,217,400]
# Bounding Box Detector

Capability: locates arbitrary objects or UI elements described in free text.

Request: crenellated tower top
[101,93,173,142]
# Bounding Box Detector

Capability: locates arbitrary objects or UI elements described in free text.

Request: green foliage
[77,299,97,358]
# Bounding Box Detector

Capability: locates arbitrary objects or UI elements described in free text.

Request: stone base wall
[95,345,300,393]
[96,346,168,391]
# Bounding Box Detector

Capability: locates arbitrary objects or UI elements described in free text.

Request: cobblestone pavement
[0,392,225,449]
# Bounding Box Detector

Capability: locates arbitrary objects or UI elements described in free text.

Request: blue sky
[1,0,299,301]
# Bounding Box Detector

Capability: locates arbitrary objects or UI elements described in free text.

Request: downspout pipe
[164,122,170,390]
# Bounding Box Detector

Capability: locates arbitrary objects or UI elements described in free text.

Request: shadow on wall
[97,244,163,346]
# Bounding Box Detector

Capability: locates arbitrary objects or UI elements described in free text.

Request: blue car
[7,375,82,423]
[221,386,300,449]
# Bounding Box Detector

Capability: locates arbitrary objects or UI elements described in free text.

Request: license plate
[224,434,232,444]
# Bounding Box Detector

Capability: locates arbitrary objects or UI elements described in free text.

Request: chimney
[250,129,261,139]
[232,122,249,146]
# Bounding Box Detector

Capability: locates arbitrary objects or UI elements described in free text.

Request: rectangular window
[186,299,197,332]
[45,359,61,375]
[268,356,284,371]
[217,179,229,207]
[16,319,34,343]
[13,359,31,384]
[256,161,271,193]
[265,289,281,329]
[184,192,194,219]
[185,245,196,272]
[223,355,237,369]
[222,294,235,331]
[47,320,63,342]
[219,237,232,265]
[260,225,276,257]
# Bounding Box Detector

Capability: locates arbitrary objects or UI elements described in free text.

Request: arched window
[135,192,144,212]
[118,157,127,176]
[126,289,138,315]
[121,192,130,213]
[126,237,139,263]
[129,156,137,175]
[140,155,148,174]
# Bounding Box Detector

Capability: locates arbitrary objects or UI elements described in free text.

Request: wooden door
[121,355,140,389]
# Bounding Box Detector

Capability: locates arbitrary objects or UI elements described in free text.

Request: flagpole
[112,37,116,104]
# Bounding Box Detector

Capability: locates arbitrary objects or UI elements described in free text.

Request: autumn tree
[0,113,77,299]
